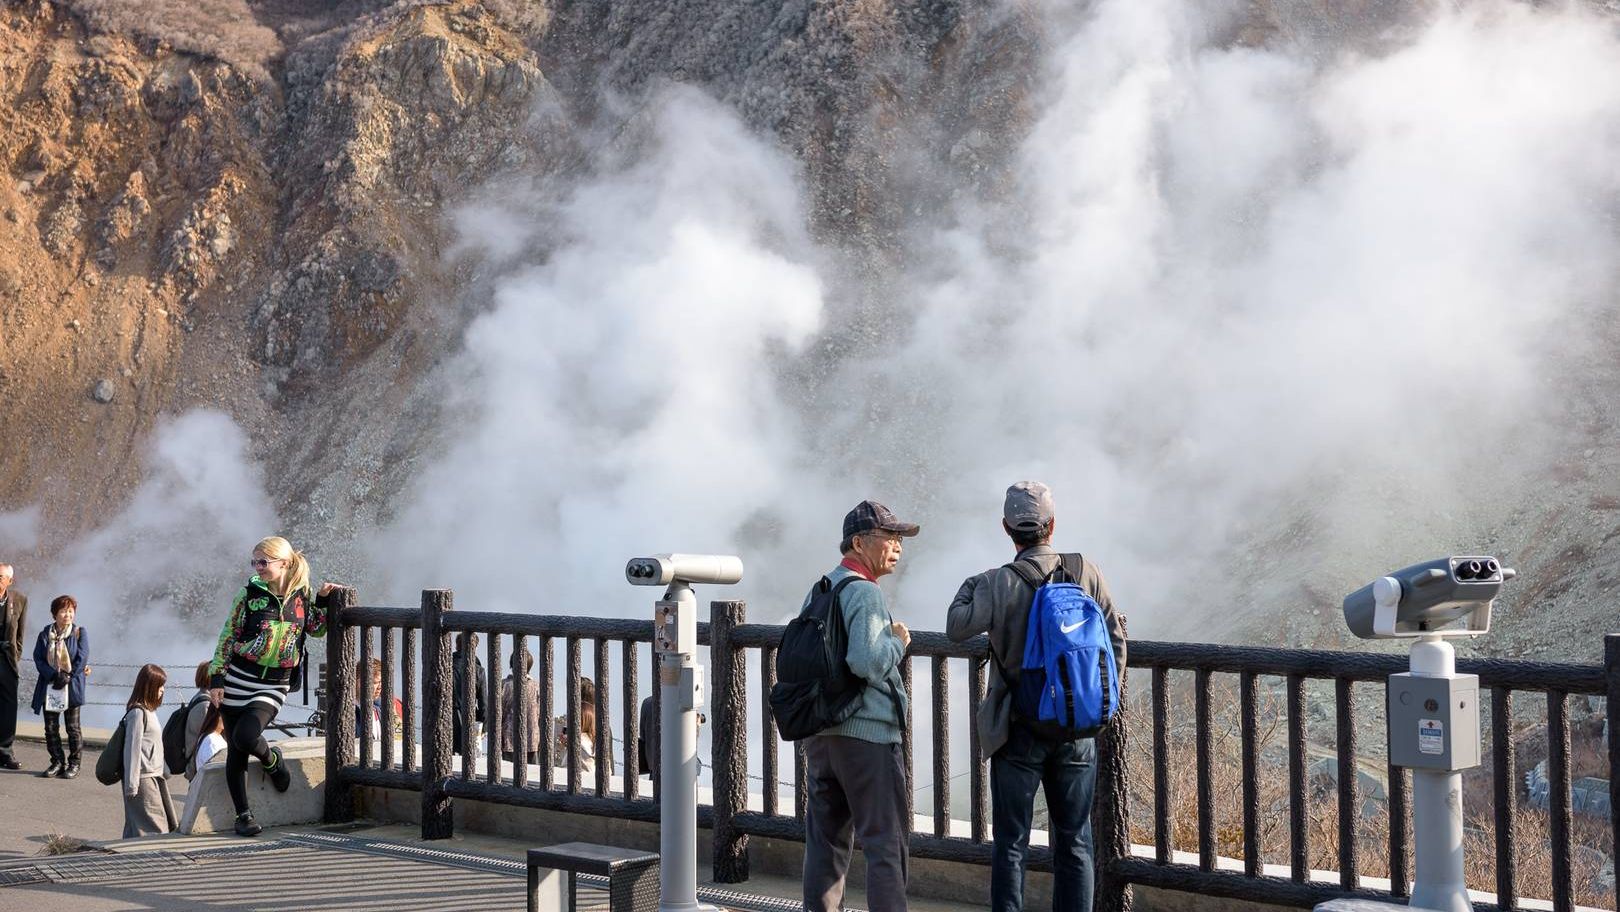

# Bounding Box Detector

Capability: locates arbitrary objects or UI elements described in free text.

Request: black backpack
[161,693,208,776]
[769,576,864,741]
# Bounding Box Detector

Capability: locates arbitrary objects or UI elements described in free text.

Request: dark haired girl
[121,663,175,837]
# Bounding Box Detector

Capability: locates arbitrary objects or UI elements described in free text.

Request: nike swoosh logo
[1060,619,1086,634]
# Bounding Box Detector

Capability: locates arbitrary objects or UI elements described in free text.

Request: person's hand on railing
[891,621,911,651]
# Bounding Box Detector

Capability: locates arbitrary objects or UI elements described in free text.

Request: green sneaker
[263,747,291,792]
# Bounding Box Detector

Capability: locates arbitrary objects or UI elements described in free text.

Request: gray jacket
[122,707,165,796]
[946,544,1127,758]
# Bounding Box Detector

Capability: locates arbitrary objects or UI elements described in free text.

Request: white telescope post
[653,582,720,912]
[1406,633,1470,912]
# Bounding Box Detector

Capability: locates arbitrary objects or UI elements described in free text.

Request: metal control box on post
[1387,672,1480,771]
[628,553,742,912]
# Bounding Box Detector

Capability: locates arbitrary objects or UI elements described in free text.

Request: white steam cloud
[19,411,279,725]
[385,0,1620,636]
[370,87,831,615]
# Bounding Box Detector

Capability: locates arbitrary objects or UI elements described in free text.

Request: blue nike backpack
[1008,554,1119,738]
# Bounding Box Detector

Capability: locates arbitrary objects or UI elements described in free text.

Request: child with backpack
[163,662,215,780]
[119,663,176,837]
[945,482,1128,912]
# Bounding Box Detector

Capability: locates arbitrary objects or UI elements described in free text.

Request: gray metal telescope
[1342,556,1513,639]
[626,553,742,912]
[1319,555,1515,912]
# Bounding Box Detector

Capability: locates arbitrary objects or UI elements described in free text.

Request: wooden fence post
[1607,634,1620,912]
[711,599,749,883]
[421,589,455,839]
[1096,615,1133,912]
[323,586,357,823]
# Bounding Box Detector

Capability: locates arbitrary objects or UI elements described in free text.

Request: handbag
[44,685,68,713]
[95,716,128,785]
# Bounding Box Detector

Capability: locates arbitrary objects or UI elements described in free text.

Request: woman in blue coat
[31,595,89,778]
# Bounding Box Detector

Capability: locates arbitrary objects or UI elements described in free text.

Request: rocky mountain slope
[0,0,1615,661]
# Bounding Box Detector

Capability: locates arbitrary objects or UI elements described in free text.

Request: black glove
[52,670,69,688]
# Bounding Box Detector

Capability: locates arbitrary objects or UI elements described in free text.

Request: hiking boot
[59,763,78,780]
[234,813,262,837]
[41,761,61,778]
[263,747,290,792]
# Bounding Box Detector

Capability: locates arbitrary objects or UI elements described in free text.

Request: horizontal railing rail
[320,587,1617,912]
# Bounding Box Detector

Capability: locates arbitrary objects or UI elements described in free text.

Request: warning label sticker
[1418,719,1444,755]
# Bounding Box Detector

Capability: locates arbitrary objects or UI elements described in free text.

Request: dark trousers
[44,706,82,765]
[990,723,1097,912]
[803,735,910,912]
[0,661,16,758]
[221,702,277,815]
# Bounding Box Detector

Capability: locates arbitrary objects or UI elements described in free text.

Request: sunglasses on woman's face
[250,558,283,569]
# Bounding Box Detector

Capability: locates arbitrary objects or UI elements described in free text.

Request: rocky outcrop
[0,0,565,541]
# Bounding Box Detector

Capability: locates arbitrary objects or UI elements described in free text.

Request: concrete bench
[526,842,659,912]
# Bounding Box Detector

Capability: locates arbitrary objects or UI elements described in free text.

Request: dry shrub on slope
[63,0,283,82]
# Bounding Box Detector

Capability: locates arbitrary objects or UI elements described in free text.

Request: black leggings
[221,702,277,814]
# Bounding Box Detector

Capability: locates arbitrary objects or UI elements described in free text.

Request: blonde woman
[206,537,336,837]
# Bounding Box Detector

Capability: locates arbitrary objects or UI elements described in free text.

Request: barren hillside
[0,0,1616,661]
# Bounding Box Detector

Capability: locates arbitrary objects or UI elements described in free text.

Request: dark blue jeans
[990,722,1097,912]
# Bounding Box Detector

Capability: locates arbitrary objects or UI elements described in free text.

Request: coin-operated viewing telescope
[626,553,742,912]
[1342,556,1513,639]
[1317,556,1515,912]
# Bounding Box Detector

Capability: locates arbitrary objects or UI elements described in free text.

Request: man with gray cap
[947,483,1126,912]
[800,500,919,912]
[0,563,26,769]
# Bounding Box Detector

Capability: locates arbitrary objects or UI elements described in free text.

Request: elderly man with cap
[946,482,1127,912]
[800,500,919,912]
[0,563,26,770]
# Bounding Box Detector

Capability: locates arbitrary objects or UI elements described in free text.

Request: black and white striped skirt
[222,658,294,715]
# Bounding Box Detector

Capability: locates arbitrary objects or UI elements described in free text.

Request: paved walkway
[0,731,984,912]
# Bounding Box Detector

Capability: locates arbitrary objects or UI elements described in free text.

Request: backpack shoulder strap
[1055,553,1085,586]
[1005,558,1048,591]
[829,575,860,599]
[825,575,862,638]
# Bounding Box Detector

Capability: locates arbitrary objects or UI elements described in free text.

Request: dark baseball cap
[1004,481,1055,531]
[842,500,921,540]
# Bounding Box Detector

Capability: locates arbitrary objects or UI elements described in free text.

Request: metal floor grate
[272,830,859,912]
[0,850,196,885]
[0,830,861,912]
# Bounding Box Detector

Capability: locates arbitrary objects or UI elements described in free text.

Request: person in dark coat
[31,595,90,778]
[451,634,486,762]
[0,562,26,770]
